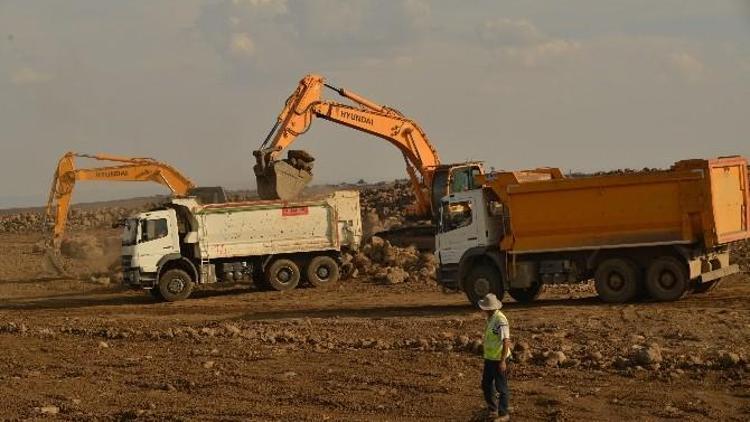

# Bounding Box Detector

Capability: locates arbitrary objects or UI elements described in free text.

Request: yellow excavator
[253,73,484,223]
[44,152,225,250]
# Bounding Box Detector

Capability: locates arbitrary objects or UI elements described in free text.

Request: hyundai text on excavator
[253,74,484,226]
[44,152,225,250]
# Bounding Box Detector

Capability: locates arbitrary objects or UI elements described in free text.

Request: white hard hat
[478,293,502,310]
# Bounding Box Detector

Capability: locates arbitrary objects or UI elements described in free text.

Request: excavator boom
[44,152,199,249]
[254,74,452,218]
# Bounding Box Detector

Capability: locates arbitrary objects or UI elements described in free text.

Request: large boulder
[634,343,663,366]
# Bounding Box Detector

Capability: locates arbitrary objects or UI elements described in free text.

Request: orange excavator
[253,74,484,222]
[44,152,225,249]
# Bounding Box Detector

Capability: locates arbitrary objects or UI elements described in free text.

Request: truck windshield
[121,219,138,246]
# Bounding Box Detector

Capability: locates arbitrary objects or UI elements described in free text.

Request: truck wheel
[464,265,503,306]
[594,259,640,303]
[509,283,544,303]
[158,269,194,302]
[266,259,300,291]
[306,256,340,287]
[645,257,689,301]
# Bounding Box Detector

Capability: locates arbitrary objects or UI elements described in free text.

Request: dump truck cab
[437,157,749,305]
[121,208,184,290]
[436,189,502,267]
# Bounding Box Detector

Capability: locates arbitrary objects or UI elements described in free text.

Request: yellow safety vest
[484,310,511,361]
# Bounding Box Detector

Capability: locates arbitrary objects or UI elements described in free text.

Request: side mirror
[489,201,504,217]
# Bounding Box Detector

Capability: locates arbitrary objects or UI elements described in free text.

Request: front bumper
[123,269,156,289]
[437,264,459,290]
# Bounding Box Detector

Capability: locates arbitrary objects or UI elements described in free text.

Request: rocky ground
[1,182,749,420]
[0,246,748,420]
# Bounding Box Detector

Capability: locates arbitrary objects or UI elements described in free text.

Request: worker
[478,293,511,421]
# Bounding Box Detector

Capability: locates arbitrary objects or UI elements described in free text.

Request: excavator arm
[44,152,196,248]
[254,74,442,217]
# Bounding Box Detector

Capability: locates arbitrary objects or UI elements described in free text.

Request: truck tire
[266,259,300,291]
[463,264,502,306]
[509,283,544,303]
[594,258,640,303]
[306,255,340,287]
[158,269,194,302]
[645,256,689,301]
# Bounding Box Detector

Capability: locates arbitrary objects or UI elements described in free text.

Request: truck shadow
[231,296,607,321]
[0,276,72,284]
[10,287,733,314]
[234,303,476,321]
[0,289,603,313]
[0,286,257,311]
[0,291,156,310]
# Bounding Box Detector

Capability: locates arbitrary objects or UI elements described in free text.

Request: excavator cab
[186,186,227,204]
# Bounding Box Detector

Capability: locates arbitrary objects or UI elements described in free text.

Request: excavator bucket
[255,160,312,200]
[254,149,315,200]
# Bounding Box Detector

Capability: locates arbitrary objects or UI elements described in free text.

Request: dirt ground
[1,231,749,421]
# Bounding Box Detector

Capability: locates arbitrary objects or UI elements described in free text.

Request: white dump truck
[121,191,362,301]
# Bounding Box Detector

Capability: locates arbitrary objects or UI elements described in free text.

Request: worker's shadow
[1,287,685,314]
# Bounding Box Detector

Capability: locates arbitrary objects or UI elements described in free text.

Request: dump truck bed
[481,156,749,253]
[176,191,362,259]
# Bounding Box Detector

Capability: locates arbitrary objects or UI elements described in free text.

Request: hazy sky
[1,0,749,207]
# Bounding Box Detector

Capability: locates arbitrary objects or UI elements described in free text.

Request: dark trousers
[482,359,509,415]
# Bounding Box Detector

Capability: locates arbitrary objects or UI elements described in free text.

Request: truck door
[135,210,180,273]
[436,195,480,265]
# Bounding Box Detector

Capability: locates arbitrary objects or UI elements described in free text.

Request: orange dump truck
[436,156,749,304]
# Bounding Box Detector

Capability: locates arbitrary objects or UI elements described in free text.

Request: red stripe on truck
[282,206,309,216]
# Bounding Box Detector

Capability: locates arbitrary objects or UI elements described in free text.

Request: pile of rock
[0,178,414,238]
[730,239,750,271]
[567,167,664,178]
[344,236,437,284]
[358,180,414,230]
[0,205,150,234]
[0,212,44,234]
[283,150,315,173]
